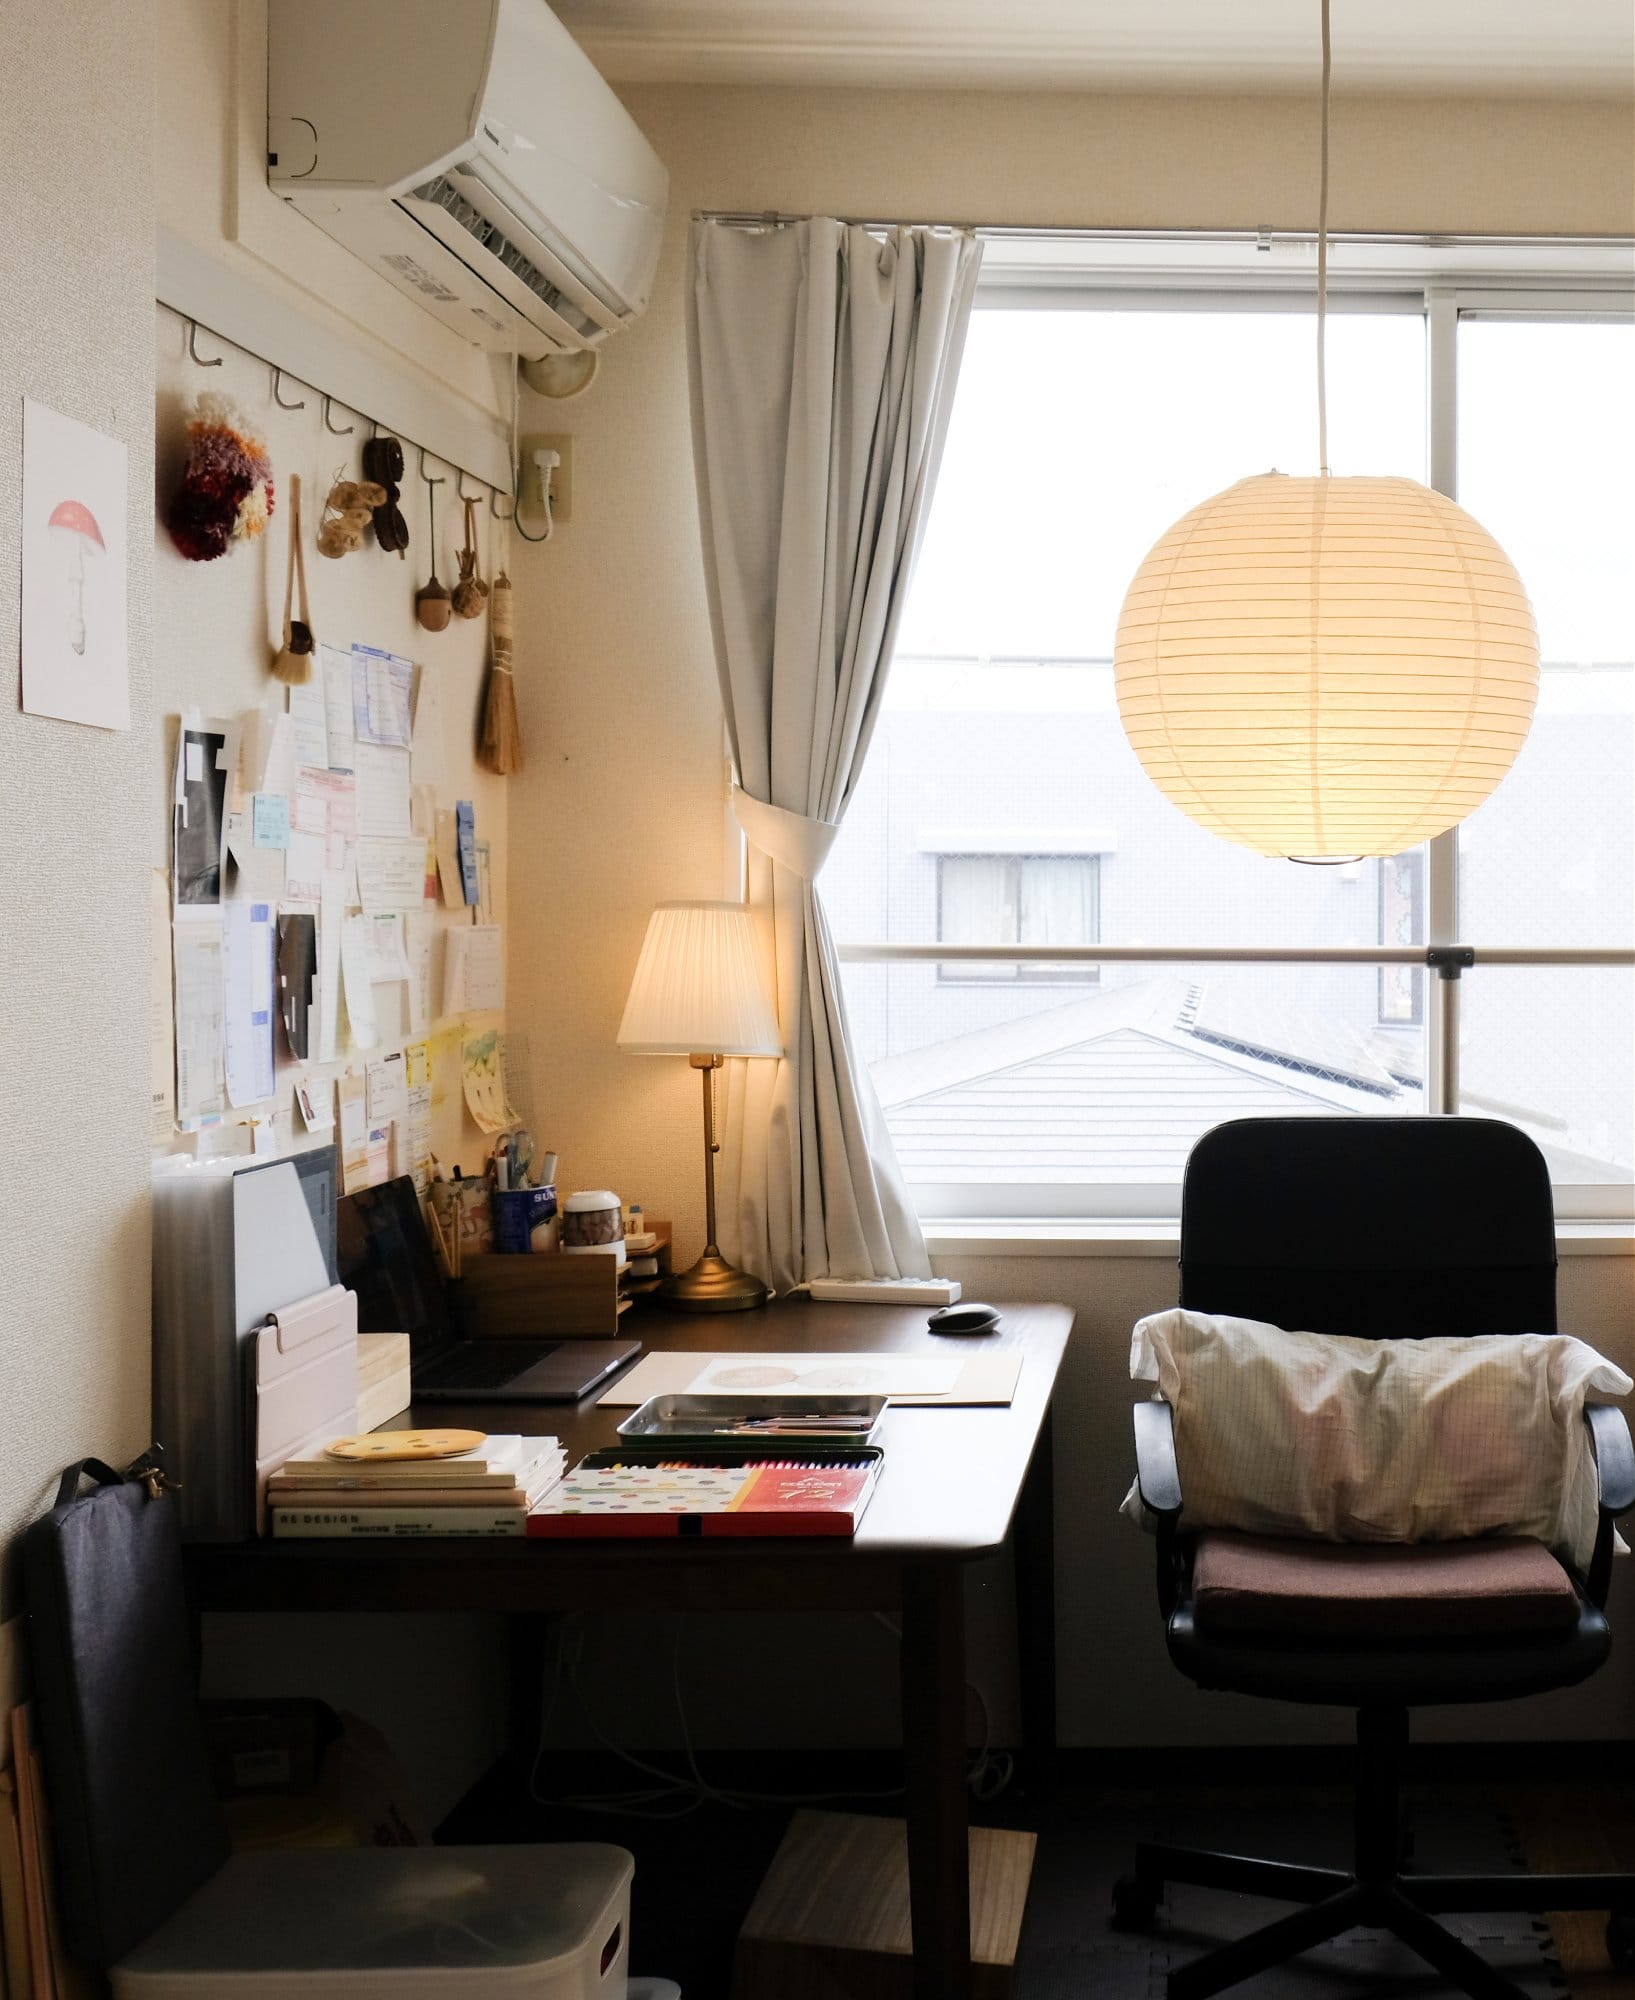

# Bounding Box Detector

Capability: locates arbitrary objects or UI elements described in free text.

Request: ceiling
[553,0,1635,96]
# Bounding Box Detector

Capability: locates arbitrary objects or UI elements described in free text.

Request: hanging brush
[271,472,316,684]
[478,550,522,774]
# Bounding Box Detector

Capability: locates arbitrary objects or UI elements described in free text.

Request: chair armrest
[1587,1403,1635,1516]
[1133,1398,1183,1523]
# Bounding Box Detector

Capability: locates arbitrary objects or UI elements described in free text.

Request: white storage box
[112,1844,633,1998]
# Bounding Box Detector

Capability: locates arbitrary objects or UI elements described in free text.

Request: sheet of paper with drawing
[461,1027,519,1134]
[599,1349,1023,1408]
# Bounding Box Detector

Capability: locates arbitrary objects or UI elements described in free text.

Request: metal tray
[616,1392,888,1447]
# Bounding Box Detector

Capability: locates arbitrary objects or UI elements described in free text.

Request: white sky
[895,306,1634,692]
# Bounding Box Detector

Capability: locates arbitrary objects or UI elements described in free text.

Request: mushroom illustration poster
[21,399,130,729]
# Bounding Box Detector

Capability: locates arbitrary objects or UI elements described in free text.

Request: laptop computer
[336,1177,639,1404]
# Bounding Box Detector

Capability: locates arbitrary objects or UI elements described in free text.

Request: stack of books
[267,1434,565,1538]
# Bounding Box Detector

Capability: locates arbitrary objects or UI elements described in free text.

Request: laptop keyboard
[425,1341,559,1392]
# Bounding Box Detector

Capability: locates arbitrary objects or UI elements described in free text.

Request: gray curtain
[687,216,983,1289]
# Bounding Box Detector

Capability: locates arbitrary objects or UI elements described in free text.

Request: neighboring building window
[1378,852,1424,1025]
[938,854,1099,983]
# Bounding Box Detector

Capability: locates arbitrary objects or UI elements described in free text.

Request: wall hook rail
[186,320,223,368]
[322,395,354,436]
[272,368,307,410]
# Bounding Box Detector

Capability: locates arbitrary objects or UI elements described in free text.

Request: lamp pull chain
[1316,0,1332,477]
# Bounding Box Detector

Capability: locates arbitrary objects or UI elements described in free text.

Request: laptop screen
[336,1176,457,1368]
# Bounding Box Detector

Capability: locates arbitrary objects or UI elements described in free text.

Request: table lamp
[617,901,783,1311]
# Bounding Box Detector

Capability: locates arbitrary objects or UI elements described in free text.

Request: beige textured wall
[509,85,1635,1268]
[0,2,157,1604]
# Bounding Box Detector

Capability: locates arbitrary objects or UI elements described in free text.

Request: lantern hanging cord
[1316,0,1332,476]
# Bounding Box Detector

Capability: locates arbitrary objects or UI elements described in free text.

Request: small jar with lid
[560,1190,625,1259]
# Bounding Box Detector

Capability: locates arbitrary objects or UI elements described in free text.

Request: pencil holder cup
[492,1185,559,1254]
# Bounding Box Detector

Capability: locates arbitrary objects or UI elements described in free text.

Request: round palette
[325,1428,487,1462]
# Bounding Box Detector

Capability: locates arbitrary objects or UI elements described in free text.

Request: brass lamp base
[656,1249,769,1313]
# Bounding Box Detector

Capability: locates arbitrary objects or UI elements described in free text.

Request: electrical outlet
[520,433,573,524]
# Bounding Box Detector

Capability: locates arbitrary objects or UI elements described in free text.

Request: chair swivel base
[1114,1843,1635,2000]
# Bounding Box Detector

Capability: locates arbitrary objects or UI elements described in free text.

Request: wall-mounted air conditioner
[268,0,668,360]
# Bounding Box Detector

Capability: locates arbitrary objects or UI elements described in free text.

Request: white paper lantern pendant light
[1113,0,1539,863]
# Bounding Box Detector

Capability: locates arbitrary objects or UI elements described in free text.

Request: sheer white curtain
[687,216,983,1289]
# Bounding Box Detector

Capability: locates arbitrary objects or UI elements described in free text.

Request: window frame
[825,233,1635,1223]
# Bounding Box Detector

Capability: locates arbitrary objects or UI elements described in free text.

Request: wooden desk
[184,1296,1072,1999]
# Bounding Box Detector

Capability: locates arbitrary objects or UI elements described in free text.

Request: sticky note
[252,793,290,850]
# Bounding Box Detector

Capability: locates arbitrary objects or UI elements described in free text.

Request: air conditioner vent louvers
[409,175,601,340]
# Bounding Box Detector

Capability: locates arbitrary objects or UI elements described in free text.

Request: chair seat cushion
[1193,1532,1581,1641]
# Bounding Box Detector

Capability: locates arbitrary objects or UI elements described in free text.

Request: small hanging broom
[477,543,522,774]
[271,473,316,685]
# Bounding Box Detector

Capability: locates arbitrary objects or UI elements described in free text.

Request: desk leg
[901,1561,971,2000]
[1014,1405,1058,1780]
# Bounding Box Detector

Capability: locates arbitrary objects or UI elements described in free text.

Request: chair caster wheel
[1607,1912,1635,1971]
[1111,1875,1161,1931]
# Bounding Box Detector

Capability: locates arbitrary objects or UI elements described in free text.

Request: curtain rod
[693,215,1635,255]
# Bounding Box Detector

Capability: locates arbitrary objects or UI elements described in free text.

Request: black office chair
[1116,1115,1635,2000]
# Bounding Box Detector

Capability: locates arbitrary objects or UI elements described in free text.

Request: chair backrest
[1179,1116,1557,1339]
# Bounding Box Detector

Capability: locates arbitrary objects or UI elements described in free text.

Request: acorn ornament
[415,477,452,632]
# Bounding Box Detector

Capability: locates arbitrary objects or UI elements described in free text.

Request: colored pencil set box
[526,1446,884,1539]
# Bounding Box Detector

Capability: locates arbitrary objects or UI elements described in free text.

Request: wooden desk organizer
[454,1225,672,1339]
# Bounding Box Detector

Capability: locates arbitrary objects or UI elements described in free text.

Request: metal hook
[186,320,223,368]
[455,471,486,503]
[322,395,354,436]
[272,368,306,411]
[490,488,515,520]
[418,447,446,487]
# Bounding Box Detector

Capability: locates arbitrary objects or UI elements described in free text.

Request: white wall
[0,0,157,1597]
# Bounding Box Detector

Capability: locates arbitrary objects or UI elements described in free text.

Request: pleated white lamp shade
[617,901,782,1057]
[1113,472,1540,859]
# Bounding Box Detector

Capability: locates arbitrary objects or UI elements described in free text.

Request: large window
[824,241,1634,1220]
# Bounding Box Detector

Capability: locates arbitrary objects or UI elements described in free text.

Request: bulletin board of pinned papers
[156,639,524,1194]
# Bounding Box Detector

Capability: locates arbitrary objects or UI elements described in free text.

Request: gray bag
[23,1454,230,1966]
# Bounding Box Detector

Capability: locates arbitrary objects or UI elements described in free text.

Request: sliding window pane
[1459,968,1634,1186]
[1456,319,1635,948]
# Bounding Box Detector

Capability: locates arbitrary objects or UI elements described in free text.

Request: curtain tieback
[732,787,839,880]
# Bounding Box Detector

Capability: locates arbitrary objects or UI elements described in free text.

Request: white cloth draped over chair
[686,216,983,1291]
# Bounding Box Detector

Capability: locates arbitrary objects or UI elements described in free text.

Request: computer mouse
[927,1302,1002,1335]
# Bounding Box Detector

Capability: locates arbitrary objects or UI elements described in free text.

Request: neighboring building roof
[875,977,1633,1185]
[878,978,1401,1185]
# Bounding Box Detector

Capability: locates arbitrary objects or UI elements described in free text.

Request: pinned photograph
[21,398,129,730]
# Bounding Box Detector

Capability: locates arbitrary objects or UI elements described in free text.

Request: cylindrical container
[561,1189,624,1259]
[491,1184,559,1254]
